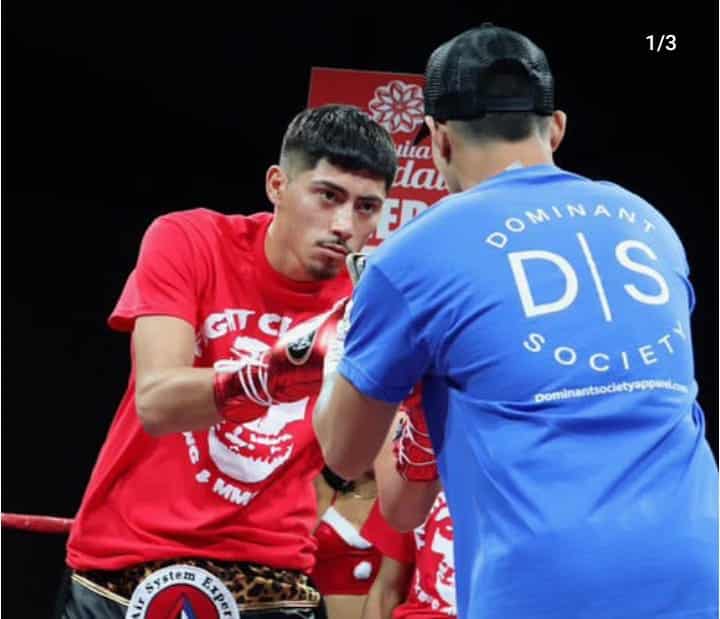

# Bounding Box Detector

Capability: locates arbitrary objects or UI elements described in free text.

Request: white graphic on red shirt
[430,504,456,609]
[410,492,456,614]
[207,335,309,484]
[208,399,308,483]
[414,521,426,550]
[229,335,268,363]
[368,80,425,134]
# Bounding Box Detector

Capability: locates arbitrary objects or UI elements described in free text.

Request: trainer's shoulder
[593,178,689,265]
[366,199,451,285]
[388,191,459,244]
[593,179,649,203]
[595,180,682,233]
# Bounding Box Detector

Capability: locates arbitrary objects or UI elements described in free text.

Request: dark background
[3,3,717,616]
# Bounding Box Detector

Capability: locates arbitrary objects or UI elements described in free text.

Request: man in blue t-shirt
[312,23,718,619]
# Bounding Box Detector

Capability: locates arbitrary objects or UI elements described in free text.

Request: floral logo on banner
[368,80,424,134]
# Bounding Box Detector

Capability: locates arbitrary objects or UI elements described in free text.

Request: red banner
[308,67,448,249]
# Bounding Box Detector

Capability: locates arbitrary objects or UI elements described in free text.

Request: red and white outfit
[311,505,381,595]
[67,209,351,573]
[361,492,456,617]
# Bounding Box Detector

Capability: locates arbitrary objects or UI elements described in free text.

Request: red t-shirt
[67,209,351,573]
[361,493,456,617]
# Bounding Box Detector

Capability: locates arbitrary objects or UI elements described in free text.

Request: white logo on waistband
[125,565,239,619]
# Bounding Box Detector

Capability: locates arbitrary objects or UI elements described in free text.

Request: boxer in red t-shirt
[57,105,397,619]
[361,492,456,619]
[359,396,456,618]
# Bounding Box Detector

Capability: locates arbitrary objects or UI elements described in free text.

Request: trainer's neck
[453,136,554,191]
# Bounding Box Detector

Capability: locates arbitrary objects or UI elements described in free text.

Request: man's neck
[264,219,310,281]
[454,137,554,191]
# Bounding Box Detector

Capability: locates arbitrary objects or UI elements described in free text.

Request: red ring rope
[1,512,73,534]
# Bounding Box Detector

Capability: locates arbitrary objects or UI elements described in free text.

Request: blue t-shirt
[339,165,718,618]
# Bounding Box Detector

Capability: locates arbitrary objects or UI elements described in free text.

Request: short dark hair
[450,63,552,143]
[280,104,397,191]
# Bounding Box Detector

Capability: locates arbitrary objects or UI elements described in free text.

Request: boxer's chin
[306,255,342,281]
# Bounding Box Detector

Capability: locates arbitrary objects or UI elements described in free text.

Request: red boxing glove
[212,366,267,424]
[393,384,439,481]
[268,297,350,400]
[213,297,349,422]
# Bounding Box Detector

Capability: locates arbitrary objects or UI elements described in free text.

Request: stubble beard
[306,259,340,281]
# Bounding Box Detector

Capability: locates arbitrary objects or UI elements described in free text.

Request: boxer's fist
[393,384,439,481]
[268,297,349,400]
[277,252,366,385]
[213,298,349,421]
[213,253,366,423]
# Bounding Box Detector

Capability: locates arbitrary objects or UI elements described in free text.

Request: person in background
[361,490,456,619]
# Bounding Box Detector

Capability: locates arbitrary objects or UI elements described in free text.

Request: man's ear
[427,116,452,164]
[549,110,567,152]
[266,165,288,207]
[435,124,452,164]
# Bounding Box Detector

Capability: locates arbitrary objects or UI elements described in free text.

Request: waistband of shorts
[73,557,322,611]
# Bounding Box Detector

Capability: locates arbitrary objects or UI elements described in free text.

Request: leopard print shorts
[75,557,322,611]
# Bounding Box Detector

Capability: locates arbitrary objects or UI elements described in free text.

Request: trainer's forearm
[314,373,396,480]
[135,367,221,436]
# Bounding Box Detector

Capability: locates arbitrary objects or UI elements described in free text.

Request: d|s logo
[509,233,669,322]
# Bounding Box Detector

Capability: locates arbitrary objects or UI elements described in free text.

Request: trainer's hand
[345,252,367,286]
[393,384,439,481]
[322,252,367,378]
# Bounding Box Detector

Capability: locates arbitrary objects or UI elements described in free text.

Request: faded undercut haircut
[452,65,552,143]
[279,104,397,191]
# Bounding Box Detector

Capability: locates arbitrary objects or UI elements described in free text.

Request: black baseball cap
[414,23,554,144]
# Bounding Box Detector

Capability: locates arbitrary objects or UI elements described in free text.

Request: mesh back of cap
[422,25,553,120]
